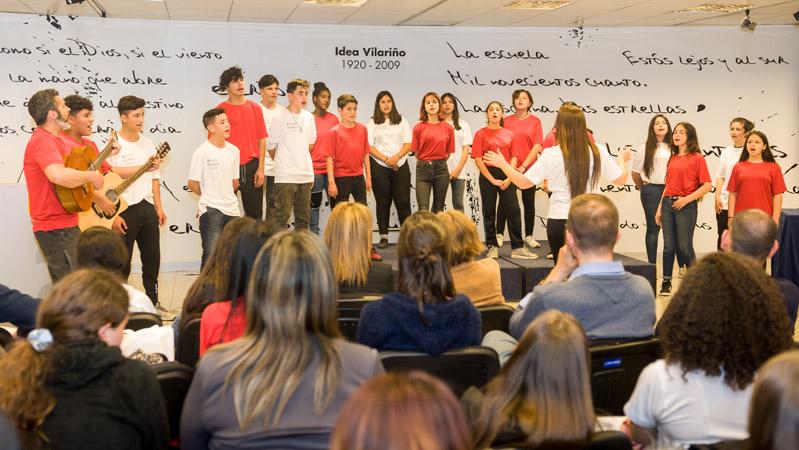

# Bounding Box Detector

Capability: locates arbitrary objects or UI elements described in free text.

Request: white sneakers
[524,235,541,249]
[511,247,538,260]
[487,246,499,259]
[496,234,504,248]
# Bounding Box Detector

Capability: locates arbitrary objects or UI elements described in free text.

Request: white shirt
[714,145,744,210]
[107,134,160,205]
[188,140,241,217]
[123,284,156,314]
[267,107,316,184]
[445,119,473,180]
[632,142,671,184]
[525,143,623,219]
[367,117,412,168]
[624,359,752,448]
[259,103,285,177]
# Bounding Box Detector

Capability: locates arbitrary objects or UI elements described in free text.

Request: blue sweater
[356,292,481,356]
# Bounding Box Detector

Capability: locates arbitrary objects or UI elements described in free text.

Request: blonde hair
[436,210,484,266]
[220,231,342,429]
[324,202,372,287]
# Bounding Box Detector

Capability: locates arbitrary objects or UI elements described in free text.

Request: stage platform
[376,241,656,301]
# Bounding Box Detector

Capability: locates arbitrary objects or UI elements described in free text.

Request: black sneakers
[660,280,672,296]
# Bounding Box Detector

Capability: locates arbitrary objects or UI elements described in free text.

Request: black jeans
[265,175,275,218]
[371,159,411,235]
[716,209,728,250]
[415,159,450,212]
[120,201,160,304]
[330,175,367,208]
[546,218,567,265]
[497,185,536,237]
[33,226,80,282]
[199,208,235,269]
[479,167,523,249]
[239,158,264,220]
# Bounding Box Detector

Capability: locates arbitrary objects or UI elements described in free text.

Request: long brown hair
[0,269,128,449]
[556,104,601,198]
[642,114,672,179]
[220,231,342,429]
[419,92,441,122]
[325,202,372,287]
[669,122,701,155]
[372,90,402,125]
[330,371,471,450]
[747,350,799,450]
[740,130,776,163]
[472,310,594,449]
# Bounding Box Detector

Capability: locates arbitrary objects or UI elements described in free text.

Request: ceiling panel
[509,0,643,26]
[341,0,441,26]
[403,0,507,26]
[0,0,32,14]
[20,0,98,16]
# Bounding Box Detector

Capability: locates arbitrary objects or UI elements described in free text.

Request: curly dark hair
[658,252,793,391]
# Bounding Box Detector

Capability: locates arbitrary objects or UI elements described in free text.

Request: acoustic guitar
[54,130,118,213]
[79,142,170,230]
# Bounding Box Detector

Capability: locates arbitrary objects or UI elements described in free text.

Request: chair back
[152,361,194,442]
[588,431,633,450]
[590,337,660,415]
[478,304,515,337]
[175,313,202,367]
[380,346,500,396]
[336,298,377,341]
[126,312,163,331]
[688,440,747,450]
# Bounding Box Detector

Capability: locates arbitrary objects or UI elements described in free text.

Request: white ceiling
[1,0,797,27]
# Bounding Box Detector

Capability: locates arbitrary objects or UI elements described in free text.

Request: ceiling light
[303,0,368,6]
[502,1,572,10]
[740,8,757,31]
[684,3,751,13]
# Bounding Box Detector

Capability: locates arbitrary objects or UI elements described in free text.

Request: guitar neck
[87,131,118,171]
[114,160,155,195]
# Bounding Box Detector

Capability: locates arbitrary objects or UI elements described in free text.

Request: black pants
[330,175,367,208]
[415,159,450,212]
[33,226,79,283]
[265,175,275,218]
[371,159,411,235]
[120,201,160,304]
[239,158,264,220]
[716,209,728,250]
[497,185,536,237]
[479,167,523,249]
[546,218,567,265]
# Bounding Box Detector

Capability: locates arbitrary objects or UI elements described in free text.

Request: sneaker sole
[511,255,539,260]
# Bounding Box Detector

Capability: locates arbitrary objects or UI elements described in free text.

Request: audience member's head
[473,310,593,448]
[397,211,455,314]
[76,226,129,278]
[658,252,793,390]
[182,217,254,316]
[222,231,341,428]
[437,210,484,267]
[747,350,799,450]
[0,269,128,448]
[324,202,372,287]
[566,193,619,258]
[721,209,779,264]
[330,371,471,450]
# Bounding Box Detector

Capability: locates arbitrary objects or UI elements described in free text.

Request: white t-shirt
[632,142,671,184]
[266,107,316,184]
[445,119,473,180]
[714,145,744,210]
[188,140,241,217]
[259,103,285,177]
[624,359,752,448]
[367,117,412,168]
[123,283,156,314]
[107,134,161,206]
[525,143,623,219]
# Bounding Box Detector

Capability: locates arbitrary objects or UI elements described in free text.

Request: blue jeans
[310,173,328,235]
[661,197,698,279]
[640,184,664,264]
[415,160,450,212]
[199,207,235,268]
[482,330,517,366]
[449,178,465,212]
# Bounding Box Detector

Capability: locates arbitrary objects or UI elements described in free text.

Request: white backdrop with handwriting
[0,13,797,291]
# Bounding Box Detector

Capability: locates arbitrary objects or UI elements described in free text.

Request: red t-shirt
[411,121,455,161]
[199,299,247,355]
[312,112,340,174]
[216,100,267,165]
[664,152,711,197]
[471,127,527,167]
[504,114,543,161]
[542,128,595,150]
[727,161,787,216]
[321,123,370,177]
[23,128,79,232]
[60,133,112,174]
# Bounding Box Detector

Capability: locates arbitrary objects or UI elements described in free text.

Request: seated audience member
[181,231,383,449]
[199,220,273,355]
[747,350,799,450]
[77,226,156,314]
[721,208,799,326]
[437,210,505,307]
[324,202,394,298]
[0,284,39,337]
[0,269,168,450]
[330,371,471,450]
[624,252,794,448]
[356,211,481,355]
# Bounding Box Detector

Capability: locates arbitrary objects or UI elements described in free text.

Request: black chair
[152,361,194,444]
[126,312,163,331]
[337,317,360,342]
[380,346,500,397]
[589,431,633,450]
[0,328,14,350]
[688,440,747,450]
[175,313,201,368]
[478,304,515,337]
[336,298,377,342]
[590,337,660,415]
